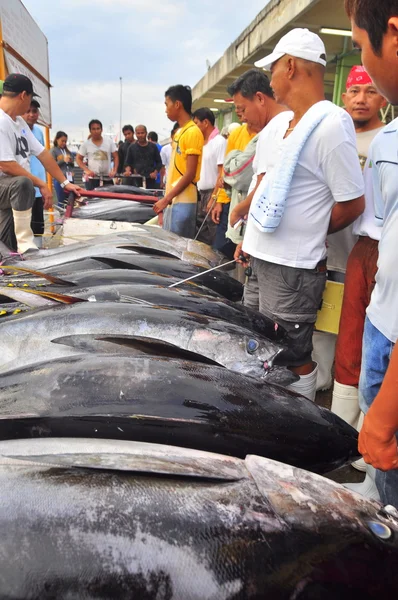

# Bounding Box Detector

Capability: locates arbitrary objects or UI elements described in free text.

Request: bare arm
[38,149,70,183]
[110,151,119,177]
[359,343,398,471]
[328,196,365,234]
[76,153,95,177]
[153,154,199,214]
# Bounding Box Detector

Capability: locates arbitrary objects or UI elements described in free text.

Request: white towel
[250,100,339,233]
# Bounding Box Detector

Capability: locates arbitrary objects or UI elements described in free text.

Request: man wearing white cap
[234,28,365,401]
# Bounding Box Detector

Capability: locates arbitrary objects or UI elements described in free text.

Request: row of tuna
[0,222,396,597]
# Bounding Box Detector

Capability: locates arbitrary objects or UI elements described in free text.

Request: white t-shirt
[160,143,172,178]
[243,108,364,269]
[197,133,226,191]
[352,126,385,240]
[79,137,117,176]
[0,109,44,177]
[366,120,398,342]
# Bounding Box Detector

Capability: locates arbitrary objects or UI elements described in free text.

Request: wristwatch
[60,180,69,189]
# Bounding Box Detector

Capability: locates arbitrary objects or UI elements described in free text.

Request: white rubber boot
[344,465,380,501]
[312,331,336,391]
[12,209,37,254]
[351,412,366,472]
[288,363,318,402]
[331,381,361,428]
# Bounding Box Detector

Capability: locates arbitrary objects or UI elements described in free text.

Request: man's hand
[39,185,54,210]
[109,168,117,178]
[149,171,158,180]
[84,169,95,178]
[64,183,82,198]
[359,411,398,471]
[153,196,170,215]
[212,203,223,224]
[206,196,216,213]
[233,242,250,265]
[230,204,247,228]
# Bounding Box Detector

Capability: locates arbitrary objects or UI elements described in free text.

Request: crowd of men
[0,0,396,509]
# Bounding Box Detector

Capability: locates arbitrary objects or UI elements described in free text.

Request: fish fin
[92,257,143,270]
[51,334,224,366]
[0,438,246,480]
[22,290,86,304]
[117,245,177,259]
[0,287,54,308]
[0,265,75,286]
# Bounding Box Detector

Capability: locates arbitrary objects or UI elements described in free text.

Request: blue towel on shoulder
[250,101,338,233]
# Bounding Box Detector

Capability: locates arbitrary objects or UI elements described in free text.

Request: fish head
[246,455,398,591]
[191,328,282,379]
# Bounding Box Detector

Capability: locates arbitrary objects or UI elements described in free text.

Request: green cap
[0,80,3,95]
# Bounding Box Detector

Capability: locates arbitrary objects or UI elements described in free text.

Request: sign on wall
[4,50,51,127]
[0,0,49,80]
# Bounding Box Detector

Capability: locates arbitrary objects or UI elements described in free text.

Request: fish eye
[247,339,259,354]
[367,521,392,540]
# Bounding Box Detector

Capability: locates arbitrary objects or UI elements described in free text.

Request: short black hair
[171,122,179,136]
[165,85,192,114]
[89,119,102,130]
[30,99,40,109]
[227,68,274,99]
[345,0,398,54]
[192,107,215,126]
[148,131,158,142]
[122,124,134,133]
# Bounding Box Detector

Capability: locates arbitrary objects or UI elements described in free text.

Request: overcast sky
[22,0,270,143]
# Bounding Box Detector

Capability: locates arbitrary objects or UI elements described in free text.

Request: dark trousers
[31,196,44,236]
[214,202,236,259]
[85,178,113,191]
[196,189,217,246]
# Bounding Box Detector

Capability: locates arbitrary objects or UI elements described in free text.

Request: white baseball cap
[255,28,327,71]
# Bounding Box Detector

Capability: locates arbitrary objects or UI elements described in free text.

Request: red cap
[346,66,373,90]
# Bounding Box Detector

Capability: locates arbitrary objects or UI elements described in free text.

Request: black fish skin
[0,355,359,473]
[72,200,155,223]
[0,457,397,599]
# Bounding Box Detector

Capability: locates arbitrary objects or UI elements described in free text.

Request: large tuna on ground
[0,354,358,473]
[0,438,396,599]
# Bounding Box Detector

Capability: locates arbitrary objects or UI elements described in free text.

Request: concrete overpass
[192,0,360,124]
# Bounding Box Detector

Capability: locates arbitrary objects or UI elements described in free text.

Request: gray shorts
[244,257,327,366]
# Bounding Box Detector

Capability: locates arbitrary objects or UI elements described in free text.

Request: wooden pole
[0,21,7,81]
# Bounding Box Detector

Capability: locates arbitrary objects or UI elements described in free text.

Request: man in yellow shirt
[153,85,204,238]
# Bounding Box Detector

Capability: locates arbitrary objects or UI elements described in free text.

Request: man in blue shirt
[23,100,46,247]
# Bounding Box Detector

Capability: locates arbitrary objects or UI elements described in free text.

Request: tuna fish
[71,198,155,223]
[2,253,242,301]
[0,437,396,599]
[0,268,223,298]
[0,283,285,342]
[0,302,292,384]
[0,354,358,472]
